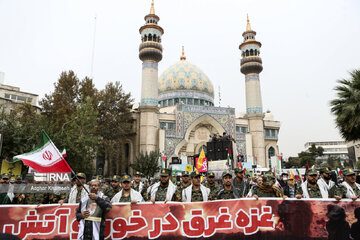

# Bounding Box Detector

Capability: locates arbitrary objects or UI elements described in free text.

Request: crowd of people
[1,166,359,205]
[0,166,360,239]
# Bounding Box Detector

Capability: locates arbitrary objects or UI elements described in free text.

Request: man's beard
[308,179,317,184]
[323,175,331,180]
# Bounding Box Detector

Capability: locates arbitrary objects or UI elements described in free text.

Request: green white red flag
[13,130,72,173]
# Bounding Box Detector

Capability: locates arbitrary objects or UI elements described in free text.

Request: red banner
[1,199,360,239]
[195,157,207,172]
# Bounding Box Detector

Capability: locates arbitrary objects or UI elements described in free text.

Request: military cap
[281,172,289,176]
[306,168,318,176]
[160,168,171,177]
[134,171,142,176]
[343,168,356,176]
[182,171,190,177]
[121,175,132,183]
[222,170,232,178]
[76,172,86,179]
[190,170,201,178]
[263,171,276,178]
[112,175,121,182]
[95,175,103,180]
[2,173,10,179]
[15,175,22,180]
[207,172,215,177]
[234,167,244,173]
[319,167,331,174]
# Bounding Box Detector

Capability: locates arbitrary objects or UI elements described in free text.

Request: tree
[330,69,360,141]
[97,81,134,176]
[283,157,302,168]
[130,151,161,179]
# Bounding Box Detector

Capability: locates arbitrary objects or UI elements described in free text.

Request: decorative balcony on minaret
[239,15,263,115]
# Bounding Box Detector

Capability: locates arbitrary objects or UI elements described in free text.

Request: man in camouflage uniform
[182,171,210,202]
[232,167,250,198]
[205,172,220,200]
[217,170,240,200]
[59,172,89,204]
[150,169,179,202]
[105,175,122,199]
[335,168,360,201]
[132,171,148,201]
[176,171,191,200]
[13,175,26,204]
[250,171,283,199]
[296,168,326,199]
[111,175,143,203]
[317,167,336,198]
[0,173,13,204]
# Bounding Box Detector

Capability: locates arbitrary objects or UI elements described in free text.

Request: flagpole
[42,130,90,194]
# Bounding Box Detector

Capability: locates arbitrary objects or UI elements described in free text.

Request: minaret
[239,15,266,167]
[139,0,164,153]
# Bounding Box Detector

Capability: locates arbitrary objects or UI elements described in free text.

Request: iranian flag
[13,130,72,173]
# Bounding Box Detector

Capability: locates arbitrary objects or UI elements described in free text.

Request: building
[346,140,360,167]
[0,72,39,114]
[304,141,349,160]
[102,1,281,173]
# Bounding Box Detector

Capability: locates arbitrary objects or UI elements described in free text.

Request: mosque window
[144,35,147,41]
[181,98,186,104]
[174,98,179,104]
[153,34,157,41]
[194,99,199,105]
[246,50,249,56]
[236,126,248,133]
[160,122,166,129]
[148,34,152,41]
[125,143,130,159]
[255,49,258,56]
[250,49,254,56]
[268,147,275,160]
[187,98,193,105]
[168,99,173,106]
[200,100,204,106]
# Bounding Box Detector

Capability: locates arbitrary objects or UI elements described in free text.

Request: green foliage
[0,70,133,177]
[284,157,302,168]
[331,69,360,141]
[130,151,161,179]
[285,144,326,168]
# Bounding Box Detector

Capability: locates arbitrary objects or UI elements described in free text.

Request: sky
[0,0,359,157]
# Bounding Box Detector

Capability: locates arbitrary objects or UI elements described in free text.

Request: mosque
[118,1,280,171]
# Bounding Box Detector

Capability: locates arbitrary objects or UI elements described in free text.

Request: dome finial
[150,0,155,15]
[246,14,252,31]
[180,46,186,60]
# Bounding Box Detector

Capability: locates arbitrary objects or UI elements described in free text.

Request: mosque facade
[121,1,280,171]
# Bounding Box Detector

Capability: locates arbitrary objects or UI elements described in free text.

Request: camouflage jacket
[335,183,360,198]
[296,183,323,198]
[25,193,49,204]
[191,188,204,202]
[251,185,283,198]
[155,184,179,202]
[217,187,239,200]
[175,182,191,202]
[232,178,250,198]
[205,183,220,200]
[105,187,121,200]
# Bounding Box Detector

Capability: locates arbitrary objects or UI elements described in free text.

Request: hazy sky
[0,0,359,157]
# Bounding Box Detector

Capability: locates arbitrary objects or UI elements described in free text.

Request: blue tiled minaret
[139,0,163,152]
[239,16,266,167]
